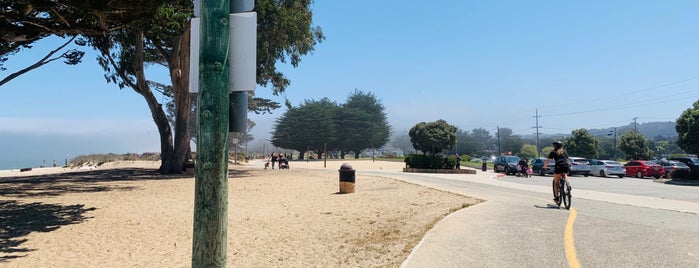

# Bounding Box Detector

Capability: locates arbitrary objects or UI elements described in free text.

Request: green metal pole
[192,0,230,267]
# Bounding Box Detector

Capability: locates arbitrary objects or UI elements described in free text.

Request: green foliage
[272,90,391,159]
[446,128,494,157]
[271,98,338,159]
[565,129,601,158]
[668,153,691,159]
[255,0,326,94]
[444,155,457,169]
[520,144,538,159]
[541,146,554,157]
[336,90,391,158]
[618,132,652,160]
[461,154,472,162]
[404,154,451,169]
[676,99,699,155]
[497,128,524,154]
[409,120,457,156]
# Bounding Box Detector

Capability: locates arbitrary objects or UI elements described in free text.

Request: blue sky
[2,1,699,168]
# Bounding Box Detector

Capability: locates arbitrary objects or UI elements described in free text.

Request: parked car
[589,160,626,178]
[530,157,554,176]
[656,160,690,178]
[568,157,591,177]
[494,156,521,175]
[667,156,699,175]
[624,160,665,179]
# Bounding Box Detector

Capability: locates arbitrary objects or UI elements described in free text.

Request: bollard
[185,159,195,175]
[338,163,355,194]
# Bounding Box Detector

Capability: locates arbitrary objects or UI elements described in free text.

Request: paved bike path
[353,169,699,267]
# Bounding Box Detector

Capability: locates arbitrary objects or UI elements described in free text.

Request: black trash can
[185,159,195,175]
[339,163,355,194]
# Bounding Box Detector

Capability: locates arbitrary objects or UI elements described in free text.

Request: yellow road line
[565,208,581,268]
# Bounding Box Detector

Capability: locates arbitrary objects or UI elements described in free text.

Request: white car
[590,160,626,178]
[568,157,591,176]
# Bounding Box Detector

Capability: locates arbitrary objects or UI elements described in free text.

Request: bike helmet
[552,141,563,148]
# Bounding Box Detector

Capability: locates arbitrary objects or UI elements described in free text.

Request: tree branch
[0,36,76,87]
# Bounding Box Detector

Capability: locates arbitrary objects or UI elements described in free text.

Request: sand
[0,159,481,267]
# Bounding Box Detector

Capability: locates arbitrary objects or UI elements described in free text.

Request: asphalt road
[356,169,699,268]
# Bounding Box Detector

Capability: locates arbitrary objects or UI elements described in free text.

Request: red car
[624,160,665,179]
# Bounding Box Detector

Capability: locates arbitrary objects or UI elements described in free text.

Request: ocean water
[0,157,68,170]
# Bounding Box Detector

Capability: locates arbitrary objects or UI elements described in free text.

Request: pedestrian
[53,160,57,167]
[455,154,462,169]
[270,152,278,169]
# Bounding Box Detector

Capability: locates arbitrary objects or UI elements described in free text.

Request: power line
[541,91,698,118]
[546,75,699,109]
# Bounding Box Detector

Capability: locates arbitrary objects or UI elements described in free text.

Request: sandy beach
[0,159,481,267]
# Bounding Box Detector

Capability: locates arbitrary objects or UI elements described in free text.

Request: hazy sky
[2,1,699,168]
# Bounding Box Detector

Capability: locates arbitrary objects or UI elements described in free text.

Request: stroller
[278,158,289,169]
[516,159,530,178]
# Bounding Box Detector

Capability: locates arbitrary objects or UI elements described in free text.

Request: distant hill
[588,121,677,138]
[520,121,678,140]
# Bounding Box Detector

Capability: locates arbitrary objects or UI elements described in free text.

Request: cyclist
[543,141,570,203]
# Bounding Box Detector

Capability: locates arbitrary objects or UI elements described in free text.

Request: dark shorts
[554,165,569,174]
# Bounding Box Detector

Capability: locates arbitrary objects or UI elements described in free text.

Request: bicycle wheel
[561,180,572,209]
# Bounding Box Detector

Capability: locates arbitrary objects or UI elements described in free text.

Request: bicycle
[556,177,572,209]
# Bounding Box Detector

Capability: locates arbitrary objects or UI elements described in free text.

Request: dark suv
[494,156,521,175]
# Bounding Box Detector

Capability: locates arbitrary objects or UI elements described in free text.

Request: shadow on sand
[0,200,96,262]
[0,167,250,261]
[0,168,197,198]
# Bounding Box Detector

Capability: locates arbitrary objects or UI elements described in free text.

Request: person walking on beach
[271,152,278,169]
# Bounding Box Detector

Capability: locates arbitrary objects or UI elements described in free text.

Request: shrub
[444,155,456,169]
[429,155,445,169]
[406,154,456,169]
[405,154,429,168]
[69,153,162,167]
[460,154,472,162]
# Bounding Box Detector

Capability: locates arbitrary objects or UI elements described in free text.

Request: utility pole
[633,117,638,132]
[608,128,617,160]
[191,0,256,266]
[192,0,231,266]
[496,126,501,156]
[533,109,542,157]
[613,128,617,160]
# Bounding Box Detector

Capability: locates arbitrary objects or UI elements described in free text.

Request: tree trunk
[133,30,175,174]
[167,26,192,174]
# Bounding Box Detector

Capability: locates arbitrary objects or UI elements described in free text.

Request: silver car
[590,160,626,178]
[568,157,591,176]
